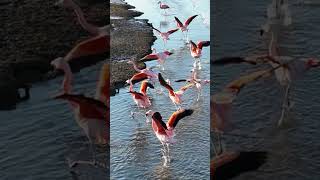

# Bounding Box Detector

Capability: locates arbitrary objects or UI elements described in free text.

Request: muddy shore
[110,1,156,95]
[0,0,108,109]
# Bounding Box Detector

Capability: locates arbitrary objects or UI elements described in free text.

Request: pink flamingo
[51,59,109,167]
[140,49,173,70]
[190,40,210,69]
[174,15,198,40]
[127,60,158,84]
[158,1,170,14]
[145,108,193,165]
[158,73,194,109]
[150,25,179,47]
[128,80,154,108]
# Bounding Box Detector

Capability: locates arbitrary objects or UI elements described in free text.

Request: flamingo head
[306,58,320,68]
[145,110,154,117]
[50,57,66,70]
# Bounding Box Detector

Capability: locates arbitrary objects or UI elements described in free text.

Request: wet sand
[110,1,156,95]
[0,0,108,108]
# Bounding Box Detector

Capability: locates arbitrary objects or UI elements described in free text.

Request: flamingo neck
[61,64,73,93]
[69,0,100,35]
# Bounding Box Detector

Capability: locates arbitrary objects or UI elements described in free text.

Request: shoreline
[0,0,108,109]
[110,0,156,95]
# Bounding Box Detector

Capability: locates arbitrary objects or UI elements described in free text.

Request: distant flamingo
[174,15,198,40]
[145,108,193,165]
[150,25,179,47]
[158,1,170,14]
[128,80,154,108]
[140,49,173,70]
[51,59,109,167]
[158,73,194,109]
[189,40,210,69]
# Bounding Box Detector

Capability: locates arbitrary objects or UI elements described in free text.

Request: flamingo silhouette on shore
[51,59,109,167]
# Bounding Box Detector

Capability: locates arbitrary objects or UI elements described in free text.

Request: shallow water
[110,0,210,179]
[212,0,320,179]
[0,61,108,179]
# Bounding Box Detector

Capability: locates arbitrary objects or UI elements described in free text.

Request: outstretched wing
[185,15,198,26]
[167,28,179,35]
[197,41,210,49]
[174,16,184,28]
[167,109,193,129]
[190,40,197,51]
[140,54,159,62]
[158,73,174,93]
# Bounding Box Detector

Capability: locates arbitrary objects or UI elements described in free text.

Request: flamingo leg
[278,84,290,126]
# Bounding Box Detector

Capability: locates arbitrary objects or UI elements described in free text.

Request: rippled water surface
[213,0,320,179]
[0,61,108,179]
[110,0,210,179]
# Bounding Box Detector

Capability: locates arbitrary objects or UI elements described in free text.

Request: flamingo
[54,0,110,64]
[175,69,210,101]
[126,72,157,87]
[145,108,193,165]
[150,25,179,47]
[127,60,158,84]
[140,49,173,70]
[158,73,194,109]
[158,1,170,14]
[51,59,109,167]
[189,40,210,69]
[174,15,198,41]
[56,0,109,36]
[128,80,154,108]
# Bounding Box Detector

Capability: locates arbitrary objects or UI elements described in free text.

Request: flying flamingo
[128,80,154,108]
[145,108,193,165]
[126,72,157,87]
[158,1,170,14]
[140,49,173,70]
[127,60,158,84]
[189,40,210,69]
[174,15,198,41]
[51,59,109,167]
[175,69,210,101]
[158,73,194,109]
[150,25,179,47]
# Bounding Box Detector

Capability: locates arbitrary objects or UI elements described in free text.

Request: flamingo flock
[52,0,109,168]
[211,0,320,178]
[120,0,210,166]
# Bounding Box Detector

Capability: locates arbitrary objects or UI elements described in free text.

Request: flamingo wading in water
[51,59,109,167]
[158,1,170,15]
[146,108,193,165]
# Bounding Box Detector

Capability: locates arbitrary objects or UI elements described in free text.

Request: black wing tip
[184,109,194,116]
